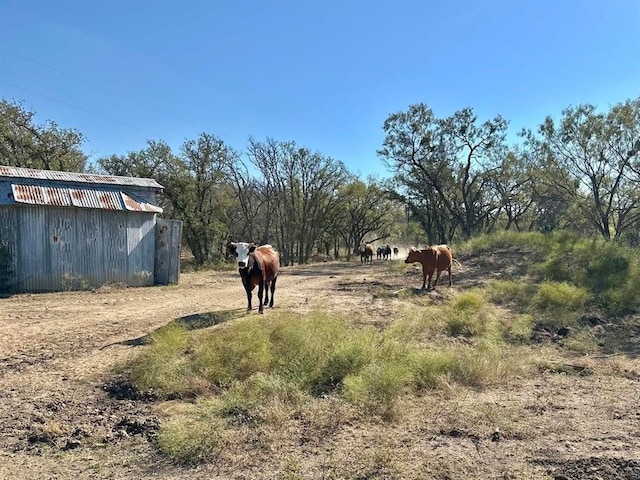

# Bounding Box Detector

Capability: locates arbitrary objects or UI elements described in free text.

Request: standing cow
[359,242,374,264]
[227,241,279,313]
[404,244,453,290]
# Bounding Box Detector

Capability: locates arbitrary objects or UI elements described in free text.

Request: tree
[333,178,397,260]
[247,138,348,266]
[0,99,86,171]
[379,103,507,241]
[174,133,241,265]
[524,97,640,240]
[490,148,536,231]
[99,135,242,266]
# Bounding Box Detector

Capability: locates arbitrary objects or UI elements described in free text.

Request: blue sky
[1,0,639,178]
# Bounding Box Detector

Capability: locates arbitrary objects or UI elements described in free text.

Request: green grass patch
[128,307,533,462]
[531,281,591,330]
[129,323,194,397]
[455,230,549,257]
[484,279,537,312]
[192,318,273,388]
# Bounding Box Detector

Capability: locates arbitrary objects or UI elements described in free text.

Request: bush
[342,361,413,420]
[485,280,536,312]
[129,323,193,397]
[410,349,458,389]
[533,237,640,315]
[218,372,306,423]
[155,406,225,464]
[269,313,377,395]
[532,281,591,329]
[192,318,273,387]
[456,230,549,257]
[445,291,491,337]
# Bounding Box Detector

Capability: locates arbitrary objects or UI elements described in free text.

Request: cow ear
[249,245,257,253]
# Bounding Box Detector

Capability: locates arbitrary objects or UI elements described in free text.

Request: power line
[0,80,160,137]
[0,46,195,126]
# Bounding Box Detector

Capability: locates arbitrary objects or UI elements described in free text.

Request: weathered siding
[0,205,157,292]
[155,218,183,285]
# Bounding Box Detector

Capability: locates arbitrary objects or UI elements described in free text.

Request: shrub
[485,280,536,312]
[270,313,377,395]
[533,237,640,315]
[342,361,413,420]
[410,349,458,389]
[445,291,491,337]
[503,314,535,343]
[155,408,225,464]
[532,281,591,329]
[218,372,306,423]
[192,318,273,387]
[129,323,193,397]
[456,230,549,257]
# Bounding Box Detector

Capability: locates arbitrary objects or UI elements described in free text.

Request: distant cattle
[376,246,383,260]
[404,244,453,290]
[359,242,374,264]
[383,244,392,260]
[393,247,399,257]
[227,241,279,313]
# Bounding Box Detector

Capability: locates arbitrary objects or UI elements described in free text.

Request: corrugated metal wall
[0,205,157,292]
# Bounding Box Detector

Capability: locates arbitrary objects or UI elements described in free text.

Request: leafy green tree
[0,99,86,171]
[175,133,241,265]
[524,97,640,240]
[490,148,536,231]
[379,103,507,241]
[99,135,242,265]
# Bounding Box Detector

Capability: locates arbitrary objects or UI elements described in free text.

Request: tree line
[1,95,639,266]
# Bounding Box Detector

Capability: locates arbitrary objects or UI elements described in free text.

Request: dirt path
[1,258,639,479]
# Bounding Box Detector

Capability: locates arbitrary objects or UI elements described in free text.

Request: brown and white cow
[404,244,453,290]
[226,241,279,313]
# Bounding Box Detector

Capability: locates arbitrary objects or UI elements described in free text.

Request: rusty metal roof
[0,165,163,189]
[10,184,163,213]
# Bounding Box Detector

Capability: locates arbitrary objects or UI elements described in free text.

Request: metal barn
[0,165,182,292]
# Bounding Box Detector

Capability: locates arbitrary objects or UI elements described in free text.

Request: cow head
[226,241,256,269]
[404,247,420,264]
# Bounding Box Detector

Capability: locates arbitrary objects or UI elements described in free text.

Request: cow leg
[268,277,277,307]
[427,272,435,290]
[432,270,441,288]
[245,287,253,311]
[421,272,427,290]
[263,281,270,306]
[257,280,265,314]
[447,265,452,286]
[241,274,253,311]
